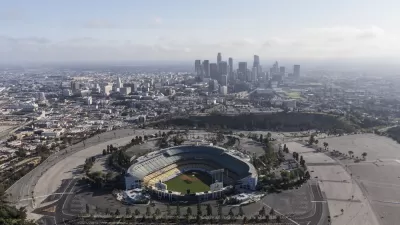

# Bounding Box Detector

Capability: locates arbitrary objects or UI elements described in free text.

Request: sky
[1,0,400,65]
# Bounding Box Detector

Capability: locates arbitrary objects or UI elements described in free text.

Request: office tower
[220,85,228,95]
[71,81,80,91]
[273,61,279,74]
[218,61,228,75]
[280,66,285,74]
[117,77,123,88]
[210,63,219,80]
[253,55,260,68]
[124,83,137,92]
[217,52,222,64]
[293,65,300,77]
[208,79,218,92]
[228,57,233,74]
[238,62,248,81]
[220,75,228,86]
[202,60,210,78]
[120,87,131,95]
[195,60,202,76]
[251,67,258,82]
[102,85,112,96]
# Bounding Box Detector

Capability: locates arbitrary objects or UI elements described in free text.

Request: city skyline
[1,0,400,64]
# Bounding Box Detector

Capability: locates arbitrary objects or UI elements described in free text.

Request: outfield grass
[164,171,211,194]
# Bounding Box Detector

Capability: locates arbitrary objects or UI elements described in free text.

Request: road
[6,128,161,210]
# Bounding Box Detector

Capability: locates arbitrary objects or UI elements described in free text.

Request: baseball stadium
[125,145,258,202]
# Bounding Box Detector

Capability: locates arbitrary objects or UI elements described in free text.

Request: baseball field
[164,171,212,194]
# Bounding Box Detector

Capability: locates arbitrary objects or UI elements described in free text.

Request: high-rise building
[253,55,260,68]
[228,57,233,74]
[202,60,210,78]
[238,62,248,81]
[210,63,219,80]
[293,65,300,77]
[71,81,80,91]
[208,79,219,92]
[220,75,228,86]
[102,85,112,96]
[272,61,279,74]
[117,77,123,88]
[279,66,285,74]
[217,53,222,65]
[195,60,202,76]
[251,67,258,82]
[218,61,228,75]
[120,87,131,95]
[220,85,228,95]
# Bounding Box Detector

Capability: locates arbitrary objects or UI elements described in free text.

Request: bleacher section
[126,145,258,190]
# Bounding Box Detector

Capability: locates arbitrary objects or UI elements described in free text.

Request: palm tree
[187,207,192,216]
[155,208,161,217]
[228,208,234,219]
[126,207,131,216]
[166,204,171,216]
[259,206,266,217]
[238,206,244,217]
[348,151,354,158]
[206,204,212,216]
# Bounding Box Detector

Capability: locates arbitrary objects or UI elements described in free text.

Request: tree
[267,132,272,140]
[146,206,151,216]
[276,215,281,223]
[323,142,329,150]
[348,150,354,157]
[85,204,90,214]
[206,204,212,216]
[196,203,202,216]
[115,209,120,216]
[126,207,131,216]
[341,208,344,214]
[155,208,161,217]
[314,139,319,145]
[187,207,192,216]
[176,205,181,217]
[167,204,171,216]
[269,208,275,216]
[105,208,110,215]
[102,149,106,155]
[238,206,244,217]
[362,152,367,160]
[228,208,234,218]
[243,216,247,224]
[259,134,264,143]
[308,135,315,145]
[135,209,140,216]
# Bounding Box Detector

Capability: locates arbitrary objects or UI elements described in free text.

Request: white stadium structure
[125,145,258,202]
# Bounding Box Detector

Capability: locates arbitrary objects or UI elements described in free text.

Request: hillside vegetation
[156,112,358,133]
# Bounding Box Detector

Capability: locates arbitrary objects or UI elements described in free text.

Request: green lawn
[164,171,212,194]
[286,92,303,99]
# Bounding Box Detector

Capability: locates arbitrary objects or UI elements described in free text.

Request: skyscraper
[218,61,228,75]
[293,65,300,77]
[202,60,210,78]
[117,77,123,88]
[272,61,279,74]
[253,55,260,68]
[220,74,228,86]
[228,57,233,74]
[217,53,222,64]
[251,67,258,82]
[279,66,285,74]
[210,63,219,80]
[238,62,248,81]
[195,60,203,77]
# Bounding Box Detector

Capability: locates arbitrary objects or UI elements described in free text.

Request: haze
[1,0,400,68]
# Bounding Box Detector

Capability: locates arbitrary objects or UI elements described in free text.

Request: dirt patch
[180,174,198,182]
